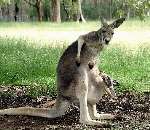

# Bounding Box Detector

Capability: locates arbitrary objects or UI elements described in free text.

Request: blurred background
[0,0,149,22]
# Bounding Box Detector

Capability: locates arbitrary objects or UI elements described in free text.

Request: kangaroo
[0,18,125,127]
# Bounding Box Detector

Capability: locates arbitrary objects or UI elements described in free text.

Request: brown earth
[0,86,149,130]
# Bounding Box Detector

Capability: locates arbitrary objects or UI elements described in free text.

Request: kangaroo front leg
[76,36,84,66]
[88,104,115,120]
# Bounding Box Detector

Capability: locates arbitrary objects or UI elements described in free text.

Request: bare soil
[0,86,149,130]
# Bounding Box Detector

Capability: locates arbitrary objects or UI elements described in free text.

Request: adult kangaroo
[0,18,125,127]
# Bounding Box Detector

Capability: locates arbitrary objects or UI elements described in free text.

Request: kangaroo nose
[105,38,110,44]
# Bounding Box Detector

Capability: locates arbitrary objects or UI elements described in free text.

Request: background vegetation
[0,0,150,97]
[0,0,150,22]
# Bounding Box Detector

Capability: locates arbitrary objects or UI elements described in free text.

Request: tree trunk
[77,0,86,23]
[14,2,19,21]
[36,0,42,22]
[6,4,10,21]
[51,0,61,23]
[62,0,70,21]
[127,8,130,19]
[109,0,112,20]
[0,7,2,20]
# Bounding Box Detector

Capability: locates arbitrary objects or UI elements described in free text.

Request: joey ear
[110,17,125,29]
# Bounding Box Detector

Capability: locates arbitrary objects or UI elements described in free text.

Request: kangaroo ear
[100,17,108,26]
[110,18,126,29]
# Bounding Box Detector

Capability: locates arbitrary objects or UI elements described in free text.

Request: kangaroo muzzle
[104,38,110,44]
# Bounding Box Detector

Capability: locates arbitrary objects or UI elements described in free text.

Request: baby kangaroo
[0,18,125,127]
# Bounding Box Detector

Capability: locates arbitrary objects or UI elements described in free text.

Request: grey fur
[0,18,125,127]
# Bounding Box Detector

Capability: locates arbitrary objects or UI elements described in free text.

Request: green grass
[0,37,149,96]
[0,37,64,96]
[100,43,150,92]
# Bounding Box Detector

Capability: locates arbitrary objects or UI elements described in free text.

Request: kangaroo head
[97,18,125,45]
[76,18,125,64]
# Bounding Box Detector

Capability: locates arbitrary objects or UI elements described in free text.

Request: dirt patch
[0,86,149,130]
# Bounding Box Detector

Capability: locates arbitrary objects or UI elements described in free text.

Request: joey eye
[112,32,114,35]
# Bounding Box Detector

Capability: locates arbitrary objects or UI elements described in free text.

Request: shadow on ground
[0,86,149,130]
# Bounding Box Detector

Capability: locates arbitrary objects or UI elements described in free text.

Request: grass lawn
[0,18,150,96]
[0,37,149,96]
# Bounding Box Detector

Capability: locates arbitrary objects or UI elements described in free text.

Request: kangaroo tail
[0,100,70,118]
[0,107,52,118]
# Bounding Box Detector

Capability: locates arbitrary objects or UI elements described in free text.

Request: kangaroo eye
[112,32,114,35]
[102,30,106,33]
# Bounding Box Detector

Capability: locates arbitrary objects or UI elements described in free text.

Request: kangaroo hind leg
[88,103,115,120]
[77,68,110,127]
